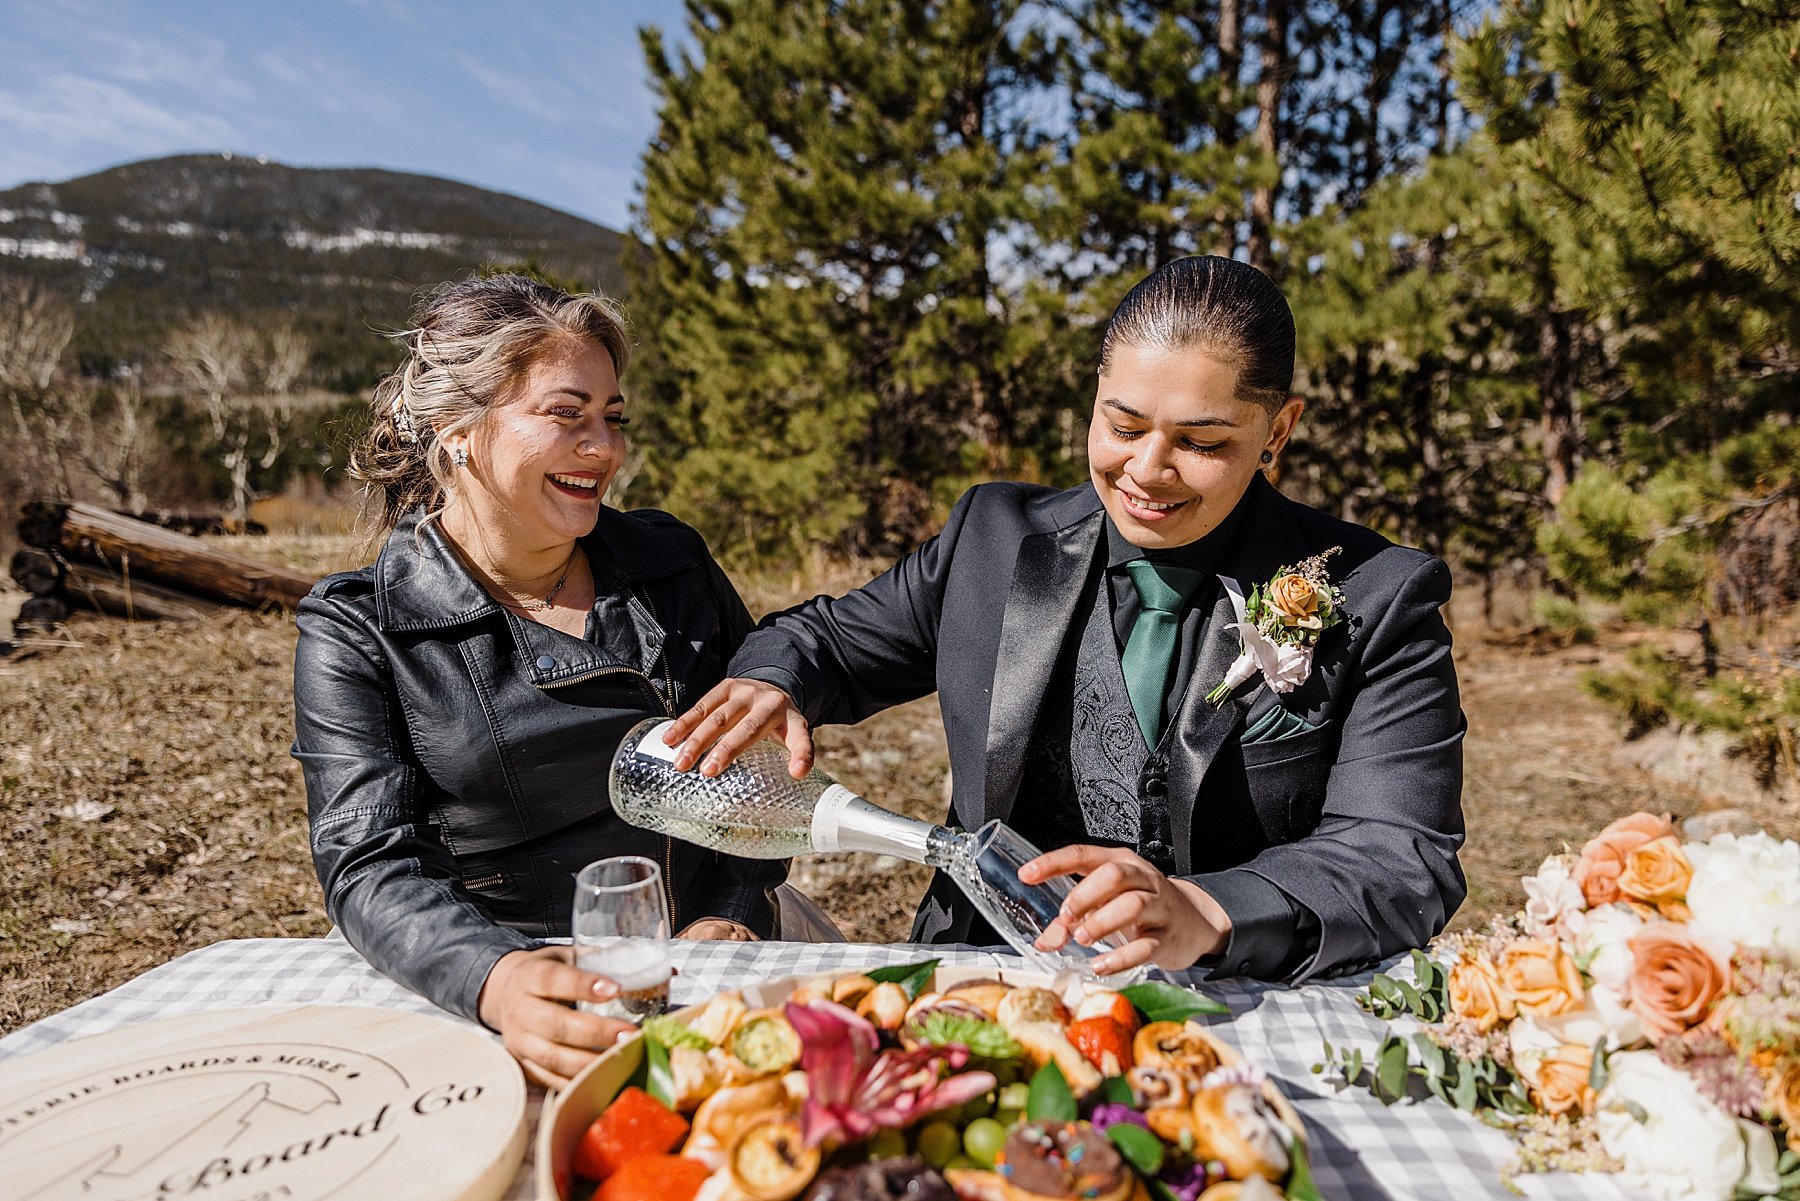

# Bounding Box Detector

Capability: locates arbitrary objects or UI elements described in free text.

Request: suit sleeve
[690,541,786,935]
[730,486,982,725]
[1188,554,1466,981]
[292,593,540,1023]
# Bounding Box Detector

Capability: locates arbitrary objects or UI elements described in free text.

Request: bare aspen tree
[167,314,259,527]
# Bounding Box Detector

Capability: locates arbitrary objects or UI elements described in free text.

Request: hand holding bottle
[1022,845,1233,974]
[664,677,814,779]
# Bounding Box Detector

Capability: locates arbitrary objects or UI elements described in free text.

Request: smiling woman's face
[1088,343,1301,549]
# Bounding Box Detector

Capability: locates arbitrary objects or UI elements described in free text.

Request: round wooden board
[0,1004,527,1201]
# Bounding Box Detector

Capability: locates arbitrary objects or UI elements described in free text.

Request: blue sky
[0,0,686,230]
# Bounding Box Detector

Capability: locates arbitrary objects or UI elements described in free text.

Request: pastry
[944,979,1014,1019]
[730,1009,804,1075]
[995,1121,1132,1201]
[1188,1080,1290,1182]
[727,1118,820,1201]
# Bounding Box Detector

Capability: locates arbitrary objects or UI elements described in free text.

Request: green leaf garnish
[909,1011,1022,1060]
[642,1014,711,1051]
[1096,1075,1134,1106]
[1119,981,1229,1023]
[866,959,940,1000]
[644,1035,676,1109]
[1105,1123,1164,1175]
[1285,1133,1324,1201]
[1025,1060,1077,1122]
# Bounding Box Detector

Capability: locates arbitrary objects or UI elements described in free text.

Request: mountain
[0,154,633,391]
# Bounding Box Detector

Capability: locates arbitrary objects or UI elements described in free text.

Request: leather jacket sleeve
[292,585,540,1022]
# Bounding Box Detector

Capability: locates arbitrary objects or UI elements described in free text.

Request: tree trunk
[9,548,62,595]
[19,501,315,609]
[1411,355,1447,558]
[62,560,221,622]
[1209,0,1243,255]
[16,595,70,634]
[1247,0,1289,273]
[1538,306,1580,508]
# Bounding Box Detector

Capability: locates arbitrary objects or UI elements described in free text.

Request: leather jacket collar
[374,507,698,634]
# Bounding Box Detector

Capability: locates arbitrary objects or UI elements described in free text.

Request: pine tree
[630,0,1076,563]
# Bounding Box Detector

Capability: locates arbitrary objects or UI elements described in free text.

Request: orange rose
[1497,939,1585,1018]
[1533,1043,1597,1116]
[1628,922,1732,1041]
[1770,1059,1800,1152]
[1448,956,1516,1033]
[1574,812,1675,908]
[1267,574,1319,620]
[1617,834,1694,920]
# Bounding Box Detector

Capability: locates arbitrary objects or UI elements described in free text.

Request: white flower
[1507,1014,1561,1088]
[1224,622,1314,695]
[1522,853,1587,941]
[1586,983,1645,1050]
[1686,833,1800,957]
[1572,903,1645,995]
[1595,1052,1764,1200]
[1740,1120,1780,1197]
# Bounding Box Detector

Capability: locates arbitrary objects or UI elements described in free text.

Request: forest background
[1,0,1797,1023]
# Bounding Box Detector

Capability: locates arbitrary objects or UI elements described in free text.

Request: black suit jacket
[732,475,1466,981]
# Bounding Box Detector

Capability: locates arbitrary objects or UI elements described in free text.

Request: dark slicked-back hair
[1098,255,1296,414]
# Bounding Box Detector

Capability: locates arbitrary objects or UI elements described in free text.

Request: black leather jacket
[292,507,783,1022]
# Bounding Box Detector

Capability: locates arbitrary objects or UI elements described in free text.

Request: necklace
[494,546,581,612]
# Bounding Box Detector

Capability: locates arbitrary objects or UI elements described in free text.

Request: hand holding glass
[571,856,672,1021]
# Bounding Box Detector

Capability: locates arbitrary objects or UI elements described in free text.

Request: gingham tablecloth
[0,935,1641,1201]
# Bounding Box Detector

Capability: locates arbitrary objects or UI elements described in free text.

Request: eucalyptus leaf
[1285,1135,1325,1201]
[1105,1123,1165,1176]
[1119,981,1228,1022]
[1450,1064,1479,1112]
[1588,1038,1610,1091]
[644,1035,676,1110]
[866,958,940,1000]
[1027,1060,1078,1123]
[1375,1036,1409,1104]
[1347,1047,1364,1082]
[1394,979,1422,1015]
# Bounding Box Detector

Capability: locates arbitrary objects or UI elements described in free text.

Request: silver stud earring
[450,445,469,468]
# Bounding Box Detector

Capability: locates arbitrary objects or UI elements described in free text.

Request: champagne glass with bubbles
[571,855,672,1020]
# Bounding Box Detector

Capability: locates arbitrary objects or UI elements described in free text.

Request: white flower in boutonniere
[1205,547,1346,705]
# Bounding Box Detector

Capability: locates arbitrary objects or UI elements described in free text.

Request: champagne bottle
[609,717,1147,982]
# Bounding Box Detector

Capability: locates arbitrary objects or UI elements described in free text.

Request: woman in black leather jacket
[292,274,784,1088]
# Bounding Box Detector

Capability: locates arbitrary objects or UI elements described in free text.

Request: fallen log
[9,548,63,596]
[15,595,70,633]
[62,560,220,622]
[117,508,267,537]
[20,501,316,610]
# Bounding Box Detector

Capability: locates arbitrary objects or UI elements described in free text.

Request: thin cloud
[455,53,575,126]
[0,73,241,152]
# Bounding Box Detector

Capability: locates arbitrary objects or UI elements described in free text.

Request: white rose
[1595,1052,1760,1201]
[1522,852,1587,941]
[1507,1014,1561,1088]
[1587,983,1645,1050]
[1687,833,1800,957]
[1572,903,1645,995]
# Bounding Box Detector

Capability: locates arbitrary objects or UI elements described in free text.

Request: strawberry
[1067,1016,1134,1076]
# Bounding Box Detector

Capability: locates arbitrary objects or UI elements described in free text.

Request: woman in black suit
[664,256,1465,981]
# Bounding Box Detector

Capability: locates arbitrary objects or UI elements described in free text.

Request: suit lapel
[982,507,1107,826]
[1164,583,1251,873]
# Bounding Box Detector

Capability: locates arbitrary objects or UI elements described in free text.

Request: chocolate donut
[995,1122,1131,1201]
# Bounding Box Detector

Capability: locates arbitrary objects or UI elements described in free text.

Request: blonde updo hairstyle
[353,272,631,535]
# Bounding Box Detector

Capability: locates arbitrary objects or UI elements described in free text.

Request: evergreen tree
[630,0,1076,563]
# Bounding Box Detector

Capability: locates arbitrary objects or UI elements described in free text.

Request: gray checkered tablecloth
[0,935,1642,1201]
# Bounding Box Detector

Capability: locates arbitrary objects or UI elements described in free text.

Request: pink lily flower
[785,1000,998,1148]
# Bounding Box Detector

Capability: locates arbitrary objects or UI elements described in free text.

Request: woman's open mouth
[549,472,599,499]
[1119,490,1189,521]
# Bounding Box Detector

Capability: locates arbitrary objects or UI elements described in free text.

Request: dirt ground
[3,540,1794,1035]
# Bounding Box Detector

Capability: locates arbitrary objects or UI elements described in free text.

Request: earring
[1260,450,1274,465]
[450,445,469,468]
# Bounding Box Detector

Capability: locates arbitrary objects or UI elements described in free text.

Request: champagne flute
[571,855,672,1020]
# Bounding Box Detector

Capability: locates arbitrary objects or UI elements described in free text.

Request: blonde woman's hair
[352,272,631,534]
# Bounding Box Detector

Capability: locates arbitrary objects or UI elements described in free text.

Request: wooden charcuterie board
[0,1004,527,1201]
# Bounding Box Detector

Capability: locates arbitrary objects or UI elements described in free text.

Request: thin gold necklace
[493,546,581,612]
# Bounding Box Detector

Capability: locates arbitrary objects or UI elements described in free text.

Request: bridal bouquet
[1322,812,1800,1200]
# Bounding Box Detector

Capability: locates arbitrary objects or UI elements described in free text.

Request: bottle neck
[809,786,940,862]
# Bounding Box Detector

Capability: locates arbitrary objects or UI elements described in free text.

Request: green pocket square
[1241,704,1319,744]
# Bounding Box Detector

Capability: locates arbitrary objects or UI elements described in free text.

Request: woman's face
[1088,343,1302,550]
[448,335,626,548]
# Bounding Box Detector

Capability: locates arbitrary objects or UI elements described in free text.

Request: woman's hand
[1021,845,1234,975]
[664,678,813,779]
[476,946,636,1090]
[678,918,759,942]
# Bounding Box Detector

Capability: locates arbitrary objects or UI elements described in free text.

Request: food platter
[537,965,1311,1201]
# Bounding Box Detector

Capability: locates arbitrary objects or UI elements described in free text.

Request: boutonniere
[1205,547,1346,705]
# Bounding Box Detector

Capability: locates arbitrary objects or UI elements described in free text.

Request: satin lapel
[982,508,1106,826]
[1165,583,1251,873]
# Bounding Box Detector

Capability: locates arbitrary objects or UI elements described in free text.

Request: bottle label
[631,720,682,765]
[809,784,860,852]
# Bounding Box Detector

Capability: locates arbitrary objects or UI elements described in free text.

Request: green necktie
[1121,559,1206,747]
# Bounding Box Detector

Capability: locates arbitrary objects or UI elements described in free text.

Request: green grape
[961,1117,1008,1168]
[958,1091,995,1122]
[993,1107,1023,1130]
[867,1128,908,1160]
[916,1119,963,1169]
[997,1082,1031,1111]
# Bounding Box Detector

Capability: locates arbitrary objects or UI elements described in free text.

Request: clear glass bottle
[609,717,1147,982]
